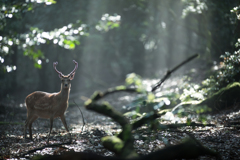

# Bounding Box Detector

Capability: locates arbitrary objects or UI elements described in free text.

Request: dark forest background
[0,0,239,102]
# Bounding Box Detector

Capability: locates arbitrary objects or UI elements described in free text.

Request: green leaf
[69,43,75,49]
[111,23,119,29]
[116,85,126,90]
[147,93,155,102]
[48,0,57,4]
[34,62,41,69]
[63,39,76,49]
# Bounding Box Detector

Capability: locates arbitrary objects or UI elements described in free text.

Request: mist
[0,0,238,102]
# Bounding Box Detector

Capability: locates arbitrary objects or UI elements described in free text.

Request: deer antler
[69,60,78,75]
[53,62,63,77]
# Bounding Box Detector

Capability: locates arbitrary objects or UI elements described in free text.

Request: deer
[24,60,78,143]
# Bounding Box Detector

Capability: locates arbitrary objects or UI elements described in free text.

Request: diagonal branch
[151,54,199,92]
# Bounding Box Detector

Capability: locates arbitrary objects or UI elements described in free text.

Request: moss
[121,124,132,142]
[173,82,240,112]
[115,85,126,90]
[102,101,113,112]
[84,99,92,106]
[90,91,103,100]
[101,136,124,153]
[199,82,240,110]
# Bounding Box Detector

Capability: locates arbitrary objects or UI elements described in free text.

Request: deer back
[26,91,57,109]
[26,91,69,118]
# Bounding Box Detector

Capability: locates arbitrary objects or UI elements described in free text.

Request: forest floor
[0,77,240,160]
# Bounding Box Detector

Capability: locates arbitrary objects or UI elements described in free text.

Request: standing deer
[24,60,78,142]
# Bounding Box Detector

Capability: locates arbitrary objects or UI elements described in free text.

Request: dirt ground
[1,82,240,159]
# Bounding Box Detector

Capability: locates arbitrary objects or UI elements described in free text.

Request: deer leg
[28,116,38,140]
[47,116,54,143]
[60,115,71,140]
[24,113,37,140]
[24,114,31,139]
[24,119,29,139]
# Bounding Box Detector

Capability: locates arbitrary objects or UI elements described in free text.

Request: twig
[21,141,75,157]
[151,54,199,92]
[73,100,86,131]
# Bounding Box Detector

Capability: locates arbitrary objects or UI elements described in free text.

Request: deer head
[53,60,78,89]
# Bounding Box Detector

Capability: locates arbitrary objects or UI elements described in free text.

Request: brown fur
[24,61,77,142]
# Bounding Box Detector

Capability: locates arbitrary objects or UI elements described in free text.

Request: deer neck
[58,86,70,102]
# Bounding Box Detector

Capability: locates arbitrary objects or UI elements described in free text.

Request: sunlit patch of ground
[1,77,240,159]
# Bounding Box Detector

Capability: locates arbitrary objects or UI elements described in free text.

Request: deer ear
[69,72,75,80]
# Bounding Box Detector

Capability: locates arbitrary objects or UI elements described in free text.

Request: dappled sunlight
[161,111,179,122]
[96,14,121,32]
[0,0,240,159]
[118,95,134,102]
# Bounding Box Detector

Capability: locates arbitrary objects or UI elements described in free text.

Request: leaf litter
[1,83,240,159]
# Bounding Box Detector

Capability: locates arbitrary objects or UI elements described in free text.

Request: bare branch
[73,100,86,131]
[151,54,199,92]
